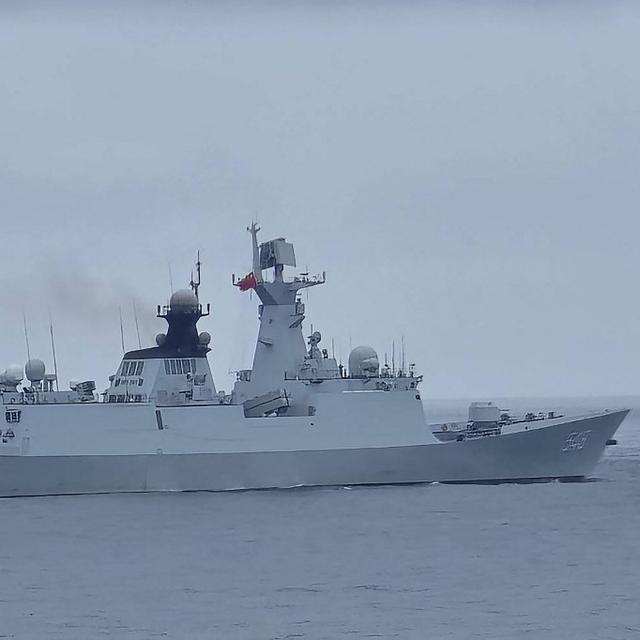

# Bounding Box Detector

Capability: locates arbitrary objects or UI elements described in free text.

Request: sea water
[1,397,638,639]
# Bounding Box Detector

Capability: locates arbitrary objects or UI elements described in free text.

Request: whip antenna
[401,335,406,374]
[392,340,395,375]
[22,309,32,361]
[48,307,60,391]
[119,306,125,354]
[132,299,142,349]
[168,260,174,295]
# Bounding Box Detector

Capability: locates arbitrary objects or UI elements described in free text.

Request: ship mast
[233,224,327,396]
[248,222,264,284]
[190,251,202,301]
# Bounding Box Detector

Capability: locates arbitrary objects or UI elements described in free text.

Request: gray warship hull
[0,227,630,497]
[0,410,626,497]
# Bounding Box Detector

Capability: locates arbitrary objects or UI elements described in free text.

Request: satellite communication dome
[156,333,167,346]
[199,332,211,346]
[170,289,199,312]
[5,364,24,384]
[348,346,379,378]
[25,358,46,382]
[468,402,500,423]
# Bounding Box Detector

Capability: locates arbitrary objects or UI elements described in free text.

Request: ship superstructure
[231,224,420,417]
[105,288,219,406]
[0,225,629,496]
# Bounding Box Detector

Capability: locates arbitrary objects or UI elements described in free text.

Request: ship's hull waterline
[0,410,627,497]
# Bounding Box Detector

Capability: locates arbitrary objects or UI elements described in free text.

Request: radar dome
[25,358,46,382]
[348,346,379,378]
[199,332,211,346]
[3,364,24,384]
[156,333,167,346]
[468,402,500,423]
[170,289,199,312]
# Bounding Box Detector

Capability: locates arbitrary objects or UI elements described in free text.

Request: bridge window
[162,358,200,375]
[120,361,145,377]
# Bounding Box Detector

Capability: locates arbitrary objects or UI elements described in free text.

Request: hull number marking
[562,430,591,452]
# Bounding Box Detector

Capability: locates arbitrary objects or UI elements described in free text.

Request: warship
[0,225,629,496]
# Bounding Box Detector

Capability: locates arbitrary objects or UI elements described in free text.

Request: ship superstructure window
[163,359,198,375]
[5,410,21,423]
[107,393,146,403]
[120,361,144,377]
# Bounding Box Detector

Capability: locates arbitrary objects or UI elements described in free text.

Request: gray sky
[1,1,639,398]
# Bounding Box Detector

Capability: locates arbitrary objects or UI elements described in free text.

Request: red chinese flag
[237,272,257,291]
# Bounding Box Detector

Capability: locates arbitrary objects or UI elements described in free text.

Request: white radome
[4,364,24,384]
[25,358,46,382]
[348,346,380,377]
[170,289,198,311]
[468,402,501,423]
